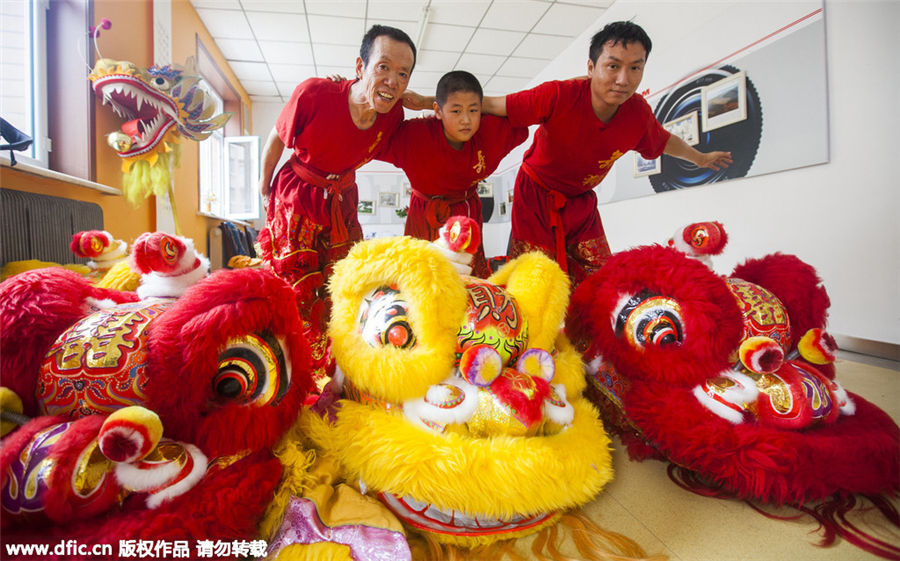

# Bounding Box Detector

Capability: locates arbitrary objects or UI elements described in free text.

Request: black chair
[0,118,33,166]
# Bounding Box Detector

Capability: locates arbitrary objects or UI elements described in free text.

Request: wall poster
[605,8,828,202]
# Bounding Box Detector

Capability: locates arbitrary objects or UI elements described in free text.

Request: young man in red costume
[257,25,416,306]
[474,21,733,286]
[376,71,528,277]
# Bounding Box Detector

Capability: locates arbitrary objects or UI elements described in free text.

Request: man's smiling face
[356,35,415,114]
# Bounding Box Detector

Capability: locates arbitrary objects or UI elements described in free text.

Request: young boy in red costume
[376,71,528,277]
[257,25,416,306]
[445,21,734,286]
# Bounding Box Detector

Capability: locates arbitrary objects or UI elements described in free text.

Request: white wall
[253,0,899,347]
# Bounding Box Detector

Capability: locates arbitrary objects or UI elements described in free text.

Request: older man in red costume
[477,21,733,286]
[376,70,527,277]
[258,25,416,307]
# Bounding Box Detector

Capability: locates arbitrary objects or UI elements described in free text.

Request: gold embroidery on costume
[367,131,383,153]
[597,150,624,171]
[473,150,486,174]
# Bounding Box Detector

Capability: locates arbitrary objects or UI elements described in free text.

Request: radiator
[1,188,104,266]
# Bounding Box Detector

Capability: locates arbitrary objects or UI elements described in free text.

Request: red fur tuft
[0,269,138,415]
[681,221,728,255]
[70,230,110,258]
[98,430,140,462]
[131,232,186,274]
[441,215,481,254]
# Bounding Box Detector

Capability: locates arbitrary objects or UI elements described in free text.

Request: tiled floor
[508,354,900,561]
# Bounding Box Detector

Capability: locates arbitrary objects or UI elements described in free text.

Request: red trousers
[508,165,611,287]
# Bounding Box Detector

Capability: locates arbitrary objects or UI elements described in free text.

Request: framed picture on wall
[499,202,507,216]
[403,182,412,197]
[633,154,661,177]
[701,71,747,131]
[476,181,493,197]
[507,190,514,203]
[378,192,399,207]
[664,111,700,146]
[358,200,375,214]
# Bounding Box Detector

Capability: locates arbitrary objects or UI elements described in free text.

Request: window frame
[1,0,49,168]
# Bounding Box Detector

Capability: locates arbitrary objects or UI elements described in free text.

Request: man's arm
[402,89,434,111]
[259,127,285,199]
[481,95,507,117]
[663,134,733,171]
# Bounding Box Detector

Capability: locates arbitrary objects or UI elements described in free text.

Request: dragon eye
[358,286,416,349]
[150,75,172,91]
[212,332,289,406]
[614,290,684,349]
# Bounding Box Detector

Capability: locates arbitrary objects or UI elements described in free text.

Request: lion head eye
[613,290,684,349]
[212,332,289,406]
[358,286,417,349]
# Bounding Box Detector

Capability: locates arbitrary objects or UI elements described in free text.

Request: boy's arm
[259,127,285,199]
[663,134,733,171]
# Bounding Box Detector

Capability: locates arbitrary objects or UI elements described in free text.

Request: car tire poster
[603,9,827,203]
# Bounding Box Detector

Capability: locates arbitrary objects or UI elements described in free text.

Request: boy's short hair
[589,21,652,63]
[360,25,417,70]
[436,71,483,107]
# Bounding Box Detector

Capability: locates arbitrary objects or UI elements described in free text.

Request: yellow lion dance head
[301,222,614,550]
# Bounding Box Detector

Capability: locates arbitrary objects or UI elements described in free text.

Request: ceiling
[189,0,613,106]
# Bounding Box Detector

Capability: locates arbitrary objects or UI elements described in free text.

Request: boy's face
[587,40,646,118]
[355,35,415,114]
[434,91,482,149]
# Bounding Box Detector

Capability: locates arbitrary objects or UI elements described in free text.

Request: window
[0,0,48,167]
[198,81,225,215]
[196,39,260,222]
[224,136,260,220]
[197,80,260,221]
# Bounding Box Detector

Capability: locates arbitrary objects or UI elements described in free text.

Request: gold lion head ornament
[300,217,627,555]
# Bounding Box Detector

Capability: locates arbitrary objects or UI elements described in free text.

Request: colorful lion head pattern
[301,236,612,547]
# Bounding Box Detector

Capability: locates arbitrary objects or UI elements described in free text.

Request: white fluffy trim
[543,383,574,426]
[403,374,479,432]
[115,443,207,509]
[91,240,128,267]
[137,254,209,299]
[692,370,759,424]
[432,243,473,276]
[831,380,856,416]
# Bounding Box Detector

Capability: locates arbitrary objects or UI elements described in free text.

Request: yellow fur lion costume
[268,219,654,559]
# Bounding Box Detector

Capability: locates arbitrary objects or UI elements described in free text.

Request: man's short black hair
[360,25,417,71]
[589,21,652,63]
[435,70,483,107]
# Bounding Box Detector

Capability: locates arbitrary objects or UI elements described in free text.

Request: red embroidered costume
[377,115,527,277]
[505,78,669,284]
[258,78,403,300]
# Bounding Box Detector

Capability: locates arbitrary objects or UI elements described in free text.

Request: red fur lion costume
[0,232,313,559]
[566,222,900,558]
